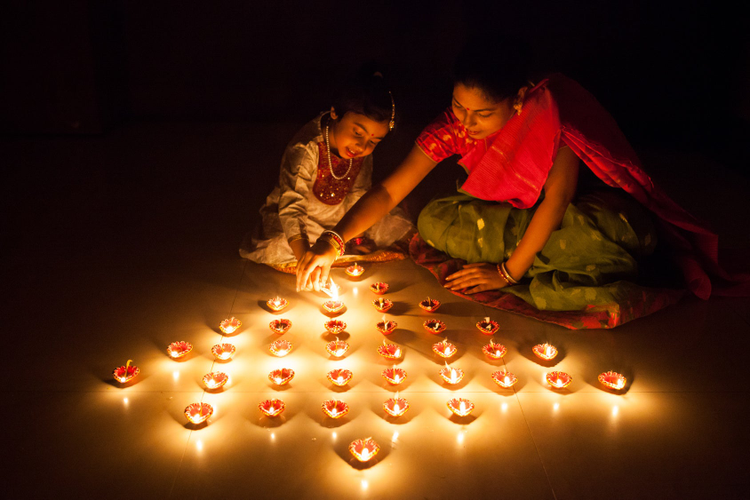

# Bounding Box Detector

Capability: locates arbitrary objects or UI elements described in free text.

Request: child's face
[329,110,389,159]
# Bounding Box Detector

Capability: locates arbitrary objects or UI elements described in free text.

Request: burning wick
[184,402,213,424]
[439,363,464,385]
[322,279,344,313]
[383,393,410,417]
[377,339,402,359]
[325,338,350,358]
[598,371,626,390]
[491,370,518,388]
[219,317,242,334]
[258,399,285,417]
[546,371,572,389]
[482,339,507,359]
[533,343,558,361]
[349,437,380,462]
[113,359,139,383]
[447,398,474,417]
[345,264,364,277]
[269,339,293,357]
[432,338,457,358]
[267,296,288,312]
[382,366,407,385]
[211,343,236,361]
[167,341,193,359]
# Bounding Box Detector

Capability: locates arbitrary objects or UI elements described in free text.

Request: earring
[513,101,523,116]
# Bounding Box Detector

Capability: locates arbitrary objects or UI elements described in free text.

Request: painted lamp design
[219,317,242,334]
[184,402,213,424]
[167,341,193,359]
[211,343,236,361]
[259,399,285,417]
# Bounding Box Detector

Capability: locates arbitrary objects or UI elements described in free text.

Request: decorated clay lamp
[269,339,293,357]
[383,393,410,417]
[476,317,499,335]
[267,296,288,312]
[167,341,193,359]
[372,297,393,313]
[324,319,346,335]
[211,343,236,361]
[219,317,242,334]
[381,366,407,385]
[269,318,292,334]
[113,360,139,384]
[598,371,627,390]
[325,338,350,358]
[376,316,397,335]
[432,338,457,359]
[491,370,518,388]
[327,368,353,387]
[533,343,558,361]
[184,402,213,424]
[321,399,350,419]
[202,371,229,390]
[259,399,285,417]
[349,437,380,462]
[546,371,573,389]
[419,297,441,312]
[423,319,446,335]
[321,281,345,314]
[370,282,389,295]
[439,363,464,385]
[482,339,507,360]
[447,398,474,417]
[345,263,364,277]
[377,339,402,360]
[268,368,295,386]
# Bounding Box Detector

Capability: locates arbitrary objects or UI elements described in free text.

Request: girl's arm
[297,144,438,291]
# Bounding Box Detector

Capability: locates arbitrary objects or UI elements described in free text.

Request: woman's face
[451,83,516,140]
[329,110,389,159]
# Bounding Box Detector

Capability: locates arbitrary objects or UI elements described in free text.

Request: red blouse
[312,142,364,205]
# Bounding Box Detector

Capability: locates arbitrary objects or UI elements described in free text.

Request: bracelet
[319,230,346,257]
[497,261,520,285]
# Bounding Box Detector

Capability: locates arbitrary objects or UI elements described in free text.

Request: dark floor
[3,120,750,499]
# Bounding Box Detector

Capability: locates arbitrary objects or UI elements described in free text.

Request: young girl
[240,71,414,270]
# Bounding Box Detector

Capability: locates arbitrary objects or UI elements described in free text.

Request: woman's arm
[296,145,438,291]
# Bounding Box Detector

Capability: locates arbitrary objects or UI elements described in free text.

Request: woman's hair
[453,36,532,103]
[332,64,395,128]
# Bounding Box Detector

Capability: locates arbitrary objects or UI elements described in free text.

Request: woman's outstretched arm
[296,145,437,291]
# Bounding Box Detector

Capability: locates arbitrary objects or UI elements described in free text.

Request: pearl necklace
[324,123,353,181]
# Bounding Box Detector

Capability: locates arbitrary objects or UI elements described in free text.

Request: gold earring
[514,101,523,116]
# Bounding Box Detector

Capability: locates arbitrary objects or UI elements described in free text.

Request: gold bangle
[501,261,520,285]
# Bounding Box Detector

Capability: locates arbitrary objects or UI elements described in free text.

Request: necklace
[324,123,353,180]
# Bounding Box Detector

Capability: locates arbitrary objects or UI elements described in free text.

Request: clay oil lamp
[219,317,242,334]
[321,399,350,419]
[423,319,446,335]
[372,297,393,313]
[482,339,507,360]
[327,368,353,387]
[269,318,292,334]
[321,281,345,314]
[432,338,457,359]
[476,317,499,335]
[268,339,293,357]
[267,296,288,312]
[546,371,572,389]
[370,282,389,295]
[533,343,558,361]
[202,371,229,390]
[184,402,213,424]
[113,360,139,384]
[419,297,441,312]
[349,437,380,462]
[167,341,193,359]
[491,370,518,388]
[377,339,402,360]
[268,368,295,386]
[381,366,407,385]
[325,338,349,358]
[439,363,464,385]
[383,393,410,417]
[258,399,285,417]
[598,371,627,390]
[324,319,346,335]
[211,343,236,361]
[447,398,474,417]
[345,263,364,278]
[376,316,397,335]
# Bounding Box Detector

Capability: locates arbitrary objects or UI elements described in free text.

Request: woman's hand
[296,240,337,292]
[444,263,507,294]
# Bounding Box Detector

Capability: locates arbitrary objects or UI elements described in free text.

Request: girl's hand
[444,262,507,294]
[296,241,337,292]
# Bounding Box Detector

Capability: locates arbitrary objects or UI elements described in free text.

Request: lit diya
[321,282,345,313]
[321,399,349,419]
[372,297,393,312]
[447,398,474,417]
[269,318,292,334]
[383,394,410,417]
[432,338,457,358]
[267,296,288,312]
[345,263,364,277]
[327,368,353,387]
[533,343,558,360]
[476,317,499,335]
[219,317,242,334]
[184,402,213,424]
[325,338,349,358]
[370,282,389,295]
[202,371,229,390]
[423,319,446,335]
[268,339,293,357]
[258,398,285,417]
[211,343,236,361]
[491,370,518,388]
[598,371,627,390]
[546,371,572,389]
[419,297,441,312]
[377,339,402,360]
[113,360,139,384]
[439,363,464,385]
[324,319,346,335]
[376,316,397,335]
[349,437,380,462]
[381,366,407,385]
[482,339,507,359]
[167,341,193,359]
[268,368,295,386]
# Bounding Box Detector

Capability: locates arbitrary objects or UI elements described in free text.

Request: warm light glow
[259,399,285,417]
[476,317,499,335]
[326,339,350,358]
[546,371,572,389]
[439,363,464,385]
[501,403,508,411]
[324,319,346,334]
[491,370,518,388]
[267,297,288,312]
[268,368,295,386]
[598,371,627,391]
[269,339,293,357]
[612,405,619,416]
[377,339,402,359]
[533,343,558,360]
[345,264,364,277]
[432,338,457,358]
[349,438,380,462]
[173,370,180,381]
[113,362,139,384]
[123,397,128,405]
[196,440,203,451]
[220,317,242,334]
[202,371,228,390]
[447,398,474,417]
[327,368,353,386]
[322,399,349,419]
[211,343,236,361]
[381,367,407,385]
[269,318,292,334]
[184,402,213,424]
